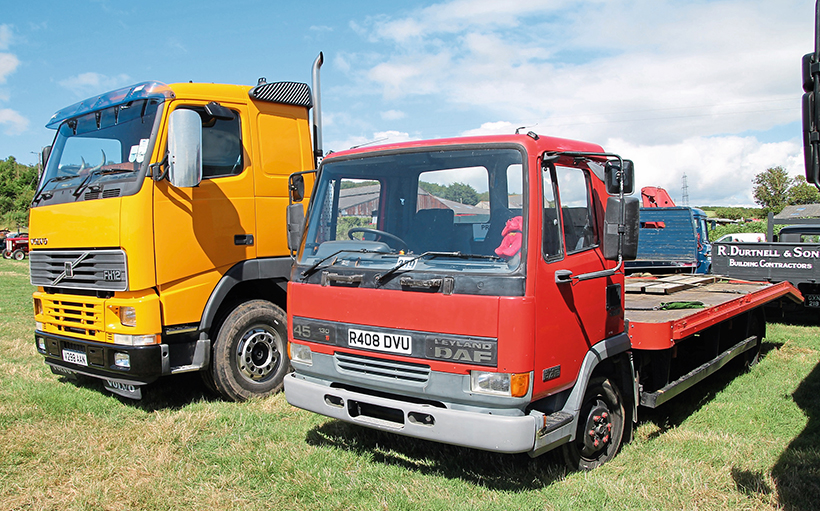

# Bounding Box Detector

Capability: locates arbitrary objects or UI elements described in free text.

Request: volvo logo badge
[52,252,90,286]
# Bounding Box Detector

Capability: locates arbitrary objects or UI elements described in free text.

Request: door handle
[234,234,254,246]
[555,269,573,284]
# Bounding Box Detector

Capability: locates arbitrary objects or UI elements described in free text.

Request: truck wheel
[12,249,25,260]
[210,300,290,401]
[562,377,625,471]
[1,249,11,259]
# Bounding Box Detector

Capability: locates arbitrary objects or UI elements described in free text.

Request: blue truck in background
[626,206,712,274]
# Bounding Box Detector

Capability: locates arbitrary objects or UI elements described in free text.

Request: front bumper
[36,330,168,397]
[285,372,541,454]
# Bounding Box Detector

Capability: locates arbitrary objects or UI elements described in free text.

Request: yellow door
[153,103,256,326]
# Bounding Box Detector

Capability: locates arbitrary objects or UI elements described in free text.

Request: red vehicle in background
[282,133,799,470]
[2,233,29,260]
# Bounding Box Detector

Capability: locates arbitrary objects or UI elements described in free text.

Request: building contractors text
[715,244,818,270]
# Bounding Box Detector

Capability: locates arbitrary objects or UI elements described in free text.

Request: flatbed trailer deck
[624,275,801,407]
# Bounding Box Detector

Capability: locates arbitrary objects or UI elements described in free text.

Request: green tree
[419,181,480,206]
[442,182,479,205]
[418,181,447,197]
[752,166,792,215]
[0,156,38,228]
[788,175,820,205]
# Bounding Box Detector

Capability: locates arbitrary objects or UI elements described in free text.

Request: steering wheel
[348,228,408,252]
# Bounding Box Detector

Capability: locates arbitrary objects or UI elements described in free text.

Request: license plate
[805,294,820,308]
[62,349,88,366]
[348,328,412,355]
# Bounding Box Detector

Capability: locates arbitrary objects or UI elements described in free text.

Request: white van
[714,232,765,243]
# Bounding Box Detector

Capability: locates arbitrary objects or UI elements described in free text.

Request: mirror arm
[150,153,169,181]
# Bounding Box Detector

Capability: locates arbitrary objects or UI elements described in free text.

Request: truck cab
[31,59,323,401]
[284,134,645,467]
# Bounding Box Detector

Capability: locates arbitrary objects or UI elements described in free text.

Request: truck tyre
[210,300,290,402]
[562,377,625,471]
[12,249,25,260]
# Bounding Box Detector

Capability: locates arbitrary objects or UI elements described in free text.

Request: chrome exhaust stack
[311,52,324,167]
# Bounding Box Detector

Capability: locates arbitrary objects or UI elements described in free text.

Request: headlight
[289,342,313,366]
[470,371,530,397]
[118,306,137,327]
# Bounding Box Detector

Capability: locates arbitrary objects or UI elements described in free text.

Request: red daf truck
[282,133,799,469]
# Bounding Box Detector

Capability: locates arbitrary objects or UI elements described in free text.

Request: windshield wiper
[300,248,387,279]
[73,169,102,198]
[32,175,76,204]
[376,251,502,284]
[73,168,136,199]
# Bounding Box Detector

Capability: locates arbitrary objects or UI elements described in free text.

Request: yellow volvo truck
[30,55,324,401]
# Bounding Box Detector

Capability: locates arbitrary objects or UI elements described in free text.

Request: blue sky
[0,0,815,205]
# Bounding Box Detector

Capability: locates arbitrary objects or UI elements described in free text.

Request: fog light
[289,342,313,366]
[114,352,130,369]
[118,306,137,327]
[37,337,46,352]
[113,334,159,346]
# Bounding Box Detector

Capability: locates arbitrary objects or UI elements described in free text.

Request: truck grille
[334,352,430,385]
[39,295,106,342]
[30,249,128,292]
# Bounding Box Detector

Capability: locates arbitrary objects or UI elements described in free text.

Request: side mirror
[603,196,639,261]
[604,159,635,195]
[287,203,305,252]
[290,173,306,203]
[40,145,51,175]
[167,109,203,188]
[803,91,820,187]
[204,101,235,121]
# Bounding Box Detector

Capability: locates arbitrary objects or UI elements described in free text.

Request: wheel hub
[236,327,281,382]
[582,403,612,456]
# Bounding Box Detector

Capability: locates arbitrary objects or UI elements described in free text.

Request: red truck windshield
[297,147,526,280]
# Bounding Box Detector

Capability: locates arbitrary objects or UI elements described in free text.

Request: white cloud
[0,52,18,84]
[380,109,406,120]
[327,130,415,154]
[354,0,809,144]
[0,24,11,50]
[58,72,132,98]
[340,0,814,205]
[365,0,571,43]
[607,135,804,206]
[460,121,517,136]
[0,25,18,85]
[0,108,29,135]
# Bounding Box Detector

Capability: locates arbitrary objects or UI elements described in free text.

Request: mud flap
[103,379,143,399]
[47,363,144,399]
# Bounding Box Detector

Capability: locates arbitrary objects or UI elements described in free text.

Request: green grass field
[1,257,818,510]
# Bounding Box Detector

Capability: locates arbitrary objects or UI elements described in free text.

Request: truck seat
[408,208,455,253]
